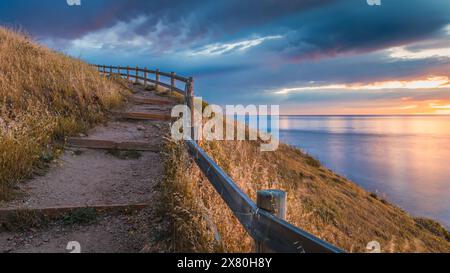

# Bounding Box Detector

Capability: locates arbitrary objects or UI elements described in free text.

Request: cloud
[385,28,450,60]
[4,0,449,63]
[273,76,450,94]
[388,46,450,60]
[189,35,283,56]
[273,0,450,61]
[67,16,155,53]
[48,14,208,57]
[3,0,450,115]
[0,0,331,42]
[398,105,418,110]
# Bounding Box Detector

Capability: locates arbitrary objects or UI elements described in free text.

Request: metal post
[255,190,287,253]
[155,69,160,90]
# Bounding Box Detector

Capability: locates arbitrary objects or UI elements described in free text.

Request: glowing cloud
[274,76,450,94]
[189,35,283,56]
[388,46,450,60]
[68,17,154,52]
[398,105,418,110]
[430,103,450,109]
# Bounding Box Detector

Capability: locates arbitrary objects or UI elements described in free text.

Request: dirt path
[0,84,176,253]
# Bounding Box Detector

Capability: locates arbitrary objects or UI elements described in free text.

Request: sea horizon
[279,114,450,117]
[279,115,450,229]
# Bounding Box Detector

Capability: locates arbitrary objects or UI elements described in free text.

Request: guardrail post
[255,190,287,253]
[135,66,139,84]
[127,66,130,81]
[144,67,148,87]
[171,72,176,94]
[155,69,160,90]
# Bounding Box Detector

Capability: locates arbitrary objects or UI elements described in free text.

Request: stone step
[0,204,148,225]
[113,111,173,121]
[67,138,160,152]
[131,96,173,105]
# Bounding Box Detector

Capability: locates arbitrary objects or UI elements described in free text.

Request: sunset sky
[1,0,450,115]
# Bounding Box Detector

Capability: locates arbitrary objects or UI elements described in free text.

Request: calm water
[279,115,450,228]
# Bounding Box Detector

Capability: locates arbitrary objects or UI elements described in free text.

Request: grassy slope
[0,28,127,199]
[163,138,450,253]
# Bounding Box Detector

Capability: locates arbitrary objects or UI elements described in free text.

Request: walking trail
[0,83,177,253]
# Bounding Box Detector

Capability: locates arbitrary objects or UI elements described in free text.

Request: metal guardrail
[94,64,344,253]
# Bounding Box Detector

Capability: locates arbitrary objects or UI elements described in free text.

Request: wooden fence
[94,64,191,95]
[94,64,344,253]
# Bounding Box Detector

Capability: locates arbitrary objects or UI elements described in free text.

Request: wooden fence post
[144,67,148,87]
[255,190,287,253]
[171,72,176,94]
[127,66,130,81]
[110,65,112,77]
[187,77,195,140]
[135,66,139,83]
[155,69,160,90]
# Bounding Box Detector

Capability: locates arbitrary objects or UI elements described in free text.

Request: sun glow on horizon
[279,100,450,116]
[273,76,450,115]
[274,76,450,94]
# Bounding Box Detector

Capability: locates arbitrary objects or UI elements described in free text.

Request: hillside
[163,137,450,253]
[0,28,127,200]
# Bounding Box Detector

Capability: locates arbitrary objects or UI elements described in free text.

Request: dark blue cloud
[273,0,450,59]
[0,0,333,39]
[2,0,449,59]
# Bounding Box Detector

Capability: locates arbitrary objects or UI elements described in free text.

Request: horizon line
[278,114,450,117]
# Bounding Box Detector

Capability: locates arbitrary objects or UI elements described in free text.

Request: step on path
[0,84,177,253]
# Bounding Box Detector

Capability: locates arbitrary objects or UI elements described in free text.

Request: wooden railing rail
[93,64,188,94]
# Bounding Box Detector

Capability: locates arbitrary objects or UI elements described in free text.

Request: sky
[1,0,450,115]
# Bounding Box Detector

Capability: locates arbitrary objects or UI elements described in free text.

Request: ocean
[279,115,450,228]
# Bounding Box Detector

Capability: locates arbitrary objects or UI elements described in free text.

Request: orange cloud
[274,76,450,94]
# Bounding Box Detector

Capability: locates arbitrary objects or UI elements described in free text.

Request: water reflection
[279,116,450,228]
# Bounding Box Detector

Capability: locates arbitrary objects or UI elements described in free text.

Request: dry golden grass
[0,27,127,199]
[162,133,450,253]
